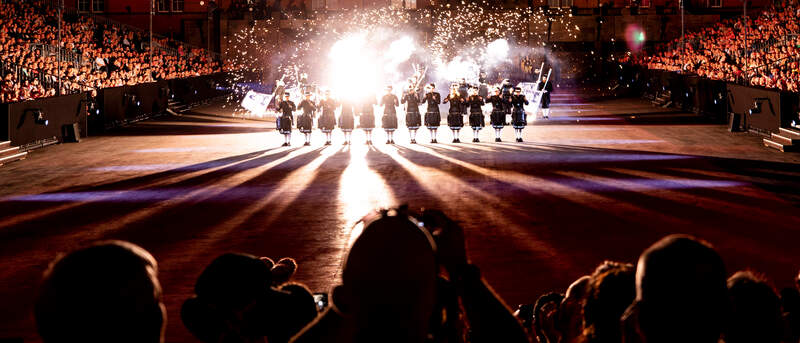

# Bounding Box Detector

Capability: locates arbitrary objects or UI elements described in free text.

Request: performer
[443,85,465,143]
[488,88,508,142]
[317,90,338,145]
[478,72,489,98]
[277,92,296,146]
[501,79,513,116]
[402,85,422,144]
[538,74,553,119]
[510,87,530,142]
[339,98,356,145]
[380,85,400,144]
[299,73,310,93]
[297,92,316,146]
[359,94,376,145]
[457,78,469,98]
[423,83,441,143]
[467,87,485,142]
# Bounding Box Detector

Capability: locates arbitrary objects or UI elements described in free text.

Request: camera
[313,293,328,311]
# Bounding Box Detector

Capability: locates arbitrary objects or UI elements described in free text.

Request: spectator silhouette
[781,286,800,343]
[724,271,782,343]
[34,241,166,343]
[181,253,317,343]
[583,261,635,343]
[532,292,564,343]
[291,208,530,343]
[559,275,590,343]
[621,235,727,343]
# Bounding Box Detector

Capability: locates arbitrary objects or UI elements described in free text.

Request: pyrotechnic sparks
[222,2,581,112]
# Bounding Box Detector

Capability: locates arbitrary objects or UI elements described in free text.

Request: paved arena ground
[1,97,799,342]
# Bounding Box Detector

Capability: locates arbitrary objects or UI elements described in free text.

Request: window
[709,0,722,7]
[548,0,572,7]
[641,0,650,7]
[172,0,184,12]
[157,0,169,12]
[92,0,103,12]
[389,0,416,8]
[78,0,103,12]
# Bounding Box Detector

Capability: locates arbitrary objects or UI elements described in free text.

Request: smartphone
[313,292,328,311]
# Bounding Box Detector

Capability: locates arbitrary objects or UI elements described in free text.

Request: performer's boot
[494,128,502,142]
[410,130,417,144]
[304,133,310,146]
[325,132,331,145]
[366,131,372,145]
[543,109,550,119]
[283,134,290,146]
[516,129,523,142]
[473,129,480,142]
[431,129,437,143]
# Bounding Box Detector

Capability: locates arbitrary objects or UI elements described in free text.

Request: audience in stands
[35,209,800,343]
[0,0,221,103]
[627,2,800,92]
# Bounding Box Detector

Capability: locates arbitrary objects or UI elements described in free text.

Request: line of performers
[275,77,552,146]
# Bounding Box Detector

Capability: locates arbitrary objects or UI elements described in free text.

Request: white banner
[241,90,273,117]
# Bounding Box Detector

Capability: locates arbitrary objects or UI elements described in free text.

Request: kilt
[469,112,485,128]
[339,113,354,131]
[360,114,375,129]
[278,116,292,134]
[318,113,336,132]
[406,111,421,129]
[512,110,527,128]
[382,114,398,130]
[297,114,313,133]
[490,111,506,128]
[425,112,441,128]
[447,113,464,128]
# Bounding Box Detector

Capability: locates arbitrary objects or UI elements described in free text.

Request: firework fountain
[224,2,579,115]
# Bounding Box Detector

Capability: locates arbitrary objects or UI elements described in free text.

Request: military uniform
[444,94,465,129]
[317,98,338,133]
[297,99,316,133]
[488,95,508,128]
[511,94,529,128]
[402,91,422,129]
[381,93,400,131]
[468,95,485,128]
[423,92,441,128]
[277,100,296,134]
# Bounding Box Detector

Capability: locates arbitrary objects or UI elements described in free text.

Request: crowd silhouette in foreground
[626,1,800,92]
[33,207,800,343]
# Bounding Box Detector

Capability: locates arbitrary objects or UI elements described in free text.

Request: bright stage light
[436,56,481,84]
[625,24,646,52]
[486,39,510,64]
[327,33,379,101]
[386,36,415,72]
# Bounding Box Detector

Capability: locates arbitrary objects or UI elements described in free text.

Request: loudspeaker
[728,112,742,132]
[62,122,81,143]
